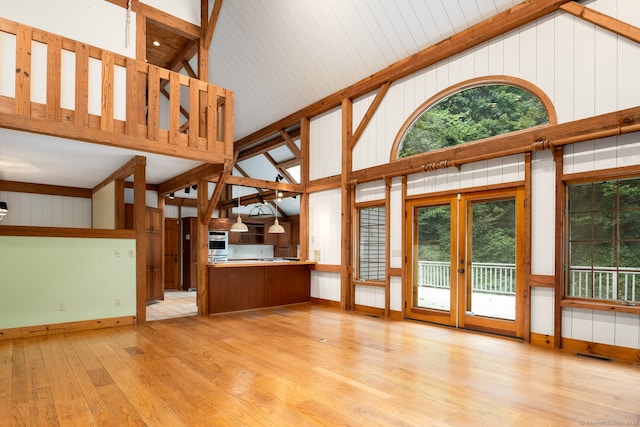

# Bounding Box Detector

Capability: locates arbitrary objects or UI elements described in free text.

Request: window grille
[359,207,386,281]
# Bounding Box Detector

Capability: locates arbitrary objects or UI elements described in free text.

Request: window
[397,84,549,158]
[566,178,640,303]
[358,206,386,281]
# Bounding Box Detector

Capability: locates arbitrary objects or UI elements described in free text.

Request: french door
[405,188,525,337]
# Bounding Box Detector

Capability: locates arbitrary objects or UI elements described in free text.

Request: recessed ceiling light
[152,40,160,47]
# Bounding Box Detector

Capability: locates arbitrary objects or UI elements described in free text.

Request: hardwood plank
[3,305,640,425]
[101,51,115,133]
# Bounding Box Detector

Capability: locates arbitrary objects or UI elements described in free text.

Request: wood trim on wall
[0,226,136,239]
[530,332,555,349]
[310,264,341,273]
[530,275,555,288]
[0,315,136,341]
[561,337,640,363]
[0,180,92,198]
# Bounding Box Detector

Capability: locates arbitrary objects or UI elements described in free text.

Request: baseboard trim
[0,316,137,340]
[530,332,555,349]
[561,337,640,363]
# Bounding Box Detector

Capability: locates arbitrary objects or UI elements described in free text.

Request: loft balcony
[0,17,233,164]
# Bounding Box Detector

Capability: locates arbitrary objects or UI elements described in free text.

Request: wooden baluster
[46,33,62,122]
[100,51,114,133]
[15,24,32,116]
[74,41,89,128]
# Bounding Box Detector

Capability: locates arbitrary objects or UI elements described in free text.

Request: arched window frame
[389,76,557,162]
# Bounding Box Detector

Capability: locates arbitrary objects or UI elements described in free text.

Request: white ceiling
[0,0,523,197]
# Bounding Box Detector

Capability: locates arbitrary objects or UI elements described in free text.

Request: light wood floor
[1,304,639,426]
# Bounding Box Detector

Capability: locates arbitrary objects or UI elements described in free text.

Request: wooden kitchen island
[208,261,315,314]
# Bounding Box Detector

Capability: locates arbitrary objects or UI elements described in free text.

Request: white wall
[308,189,341,301]
[307,0,640,348]
[0,191,91,228]
[309,107,342,180]
[351,7,640,172]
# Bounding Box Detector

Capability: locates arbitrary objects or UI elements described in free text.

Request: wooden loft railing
[0,18,233,164]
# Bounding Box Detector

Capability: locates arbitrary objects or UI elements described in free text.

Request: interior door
[164,219,180,290]
[406,188,524,337]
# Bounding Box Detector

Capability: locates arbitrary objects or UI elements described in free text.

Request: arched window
[395,78,554,159]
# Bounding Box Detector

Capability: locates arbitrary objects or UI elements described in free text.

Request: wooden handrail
[0,17,233,164]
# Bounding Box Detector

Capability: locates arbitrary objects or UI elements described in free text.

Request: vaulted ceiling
[0,0,527,215]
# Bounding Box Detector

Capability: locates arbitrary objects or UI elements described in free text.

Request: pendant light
[229,191,248,232]
[268,192,285,234]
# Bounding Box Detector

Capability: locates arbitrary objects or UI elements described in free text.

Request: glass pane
[569,212,592,240]
[593,242,616,267]
[570,241,592,267]
[619,210,640,240]
[569,183,592,212]
[619,178,640,209]
[398,84,549,158]
[414,205,451,311]
[593,211,615,240]
[619,241,640,268]
[469,199,516,320]
[593,182,616,211]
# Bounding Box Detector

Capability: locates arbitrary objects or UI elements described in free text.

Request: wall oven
[208,231,228,263]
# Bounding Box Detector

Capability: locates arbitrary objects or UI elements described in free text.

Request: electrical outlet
[115,299,121,307]
[59,302,67,311]
[314,250,321,262]
[115,249,120,258]
[128,249,134,258]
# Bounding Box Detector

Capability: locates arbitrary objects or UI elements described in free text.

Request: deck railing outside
[417,261,516,295]
[418,261,640,302]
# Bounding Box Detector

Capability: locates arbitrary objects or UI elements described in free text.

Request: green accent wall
[0,236,136,329]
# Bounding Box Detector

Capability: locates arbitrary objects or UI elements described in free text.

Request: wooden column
[553,146,564,349]
[134,157,147,323]
[523,153,532,343]
[299,116,310,261]
[196,178,210,315]
[341,98,353,310]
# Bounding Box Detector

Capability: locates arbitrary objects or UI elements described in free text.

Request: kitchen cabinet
[208,262,312,313]
[125,204,163,302]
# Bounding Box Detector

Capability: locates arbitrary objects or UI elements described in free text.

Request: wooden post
[299,116,310,261]
[134,157,147,323]
[196,178,210,315]
[341,98,353,311]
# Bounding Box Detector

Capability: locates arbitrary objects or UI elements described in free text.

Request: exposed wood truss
[560,1,640,44]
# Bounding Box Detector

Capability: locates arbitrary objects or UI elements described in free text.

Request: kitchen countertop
[208,259,316,268]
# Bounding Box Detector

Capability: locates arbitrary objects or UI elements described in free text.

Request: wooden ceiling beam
[237,128,301,161]
[224,175,303,193]
[0,180,92,198]
[92,155,146,193]
[560,1,640,43]
[349,82,390,151]
[279,129,301,159]
[157,163,224,196]
[202,0,224,51]
[264,152,297,185]
[235,0,572,151]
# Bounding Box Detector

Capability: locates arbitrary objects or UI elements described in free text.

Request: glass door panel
[468,198,516,321]
[414,204,452,311]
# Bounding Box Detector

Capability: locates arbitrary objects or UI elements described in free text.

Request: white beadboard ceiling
[209,0,523,140]
[1,0,523,215]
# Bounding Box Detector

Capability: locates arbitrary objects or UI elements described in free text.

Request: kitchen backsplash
[229,244,274,260]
